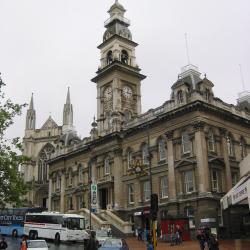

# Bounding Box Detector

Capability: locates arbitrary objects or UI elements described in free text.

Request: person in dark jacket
[0,236,8,250]
[208,233,219,250]
[86,231,98,250]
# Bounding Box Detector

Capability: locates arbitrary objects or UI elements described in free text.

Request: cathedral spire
[63,87,73,133]
[25,93,36,130]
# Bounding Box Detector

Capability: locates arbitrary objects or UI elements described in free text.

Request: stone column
[113,149,123,210]
[219,128,232,190]
[193,121,209,194]
[60,172,66,213]
[165,131,177,200]
[48,178,52,211]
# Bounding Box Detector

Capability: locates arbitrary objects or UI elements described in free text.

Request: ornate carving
[165,130,174,140]
[192,121,205,131]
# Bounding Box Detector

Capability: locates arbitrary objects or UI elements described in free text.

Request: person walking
[86,231,98,250]
[0,236,8,249]
[20,236,28,250]
[147,240,153,250]
[208,233,219,250]
[196,229,206,250]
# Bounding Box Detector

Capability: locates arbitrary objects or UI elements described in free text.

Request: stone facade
[23,0,250,234]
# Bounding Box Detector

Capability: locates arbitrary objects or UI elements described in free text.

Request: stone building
[23,0,250,236]
[22,88,80,207]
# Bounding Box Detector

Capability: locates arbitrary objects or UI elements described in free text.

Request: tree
[0,73,29,208]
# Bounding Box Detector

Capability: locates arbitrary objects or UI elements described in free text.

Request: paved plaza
[126,237,250,250]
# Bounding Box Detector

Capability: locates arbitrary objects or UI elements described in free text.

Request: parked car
[96,229,110,247]
[27,240,49,250]
[99,238,129,250]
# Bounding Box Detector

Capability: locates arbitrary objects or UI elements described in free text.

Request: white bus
[24,212,89,243]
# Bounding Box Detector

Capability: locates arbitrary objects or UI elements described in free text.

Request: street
[3,236,250,250]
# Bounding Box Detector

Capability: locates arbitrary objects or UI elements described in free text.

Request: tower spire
[185,33,191,65]
[63,87,73,132]
[25,93,36,130]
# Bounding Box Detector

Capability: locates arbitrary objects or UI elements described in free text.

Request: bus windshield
[65,217,85,230]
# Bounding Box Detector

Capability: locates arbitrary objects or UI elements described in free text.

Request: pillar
[165,131,177,200]
[219,128,232,190]
[193,121,210,193]
[48,178,52,211]
[60,172,66,213]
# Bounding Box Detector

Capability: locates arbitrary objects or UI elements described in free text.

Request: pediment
[208,157,225,166]
[41,116,58,130]
[175,158,196,168]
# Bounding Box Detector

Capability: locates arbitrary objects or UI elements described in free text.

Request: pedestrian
[0,236,8,249]
[196,229,206,250]
[86,231,98,250]
[147,240,153,250]
[208,233,219,250]
[176,225,182,244]
[20,236,28,250]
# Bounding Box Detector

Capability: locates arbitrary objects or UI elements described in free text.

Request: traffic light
[150,193,158,220]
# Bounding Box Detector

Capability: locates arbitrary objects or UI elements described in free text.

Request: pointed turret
[25,93,36,130]
[63,87,73,133]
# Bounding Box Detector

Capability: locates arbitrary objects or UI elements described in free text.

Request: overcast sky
[1,0,249,141]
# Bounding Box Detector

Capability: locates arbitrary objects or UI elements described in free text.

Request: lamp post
[88,159,92,230]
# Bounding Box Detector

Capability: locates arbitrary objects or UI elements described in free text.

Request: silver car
[27,240,49,250]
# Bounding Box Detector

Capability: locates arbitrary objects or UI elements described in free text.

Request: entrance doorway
[99,188,108,209]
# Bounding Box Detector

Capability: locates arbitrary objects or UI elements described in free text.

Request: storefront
[221,172,250,238]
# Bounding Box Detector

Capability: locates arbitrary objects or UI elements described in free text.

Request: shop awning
[221,171,250,210]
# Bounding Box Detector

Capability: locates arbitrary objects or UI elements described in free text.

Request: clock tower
[92,0,146,135]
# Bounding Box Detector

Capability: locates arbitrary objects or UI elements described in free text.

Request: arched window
[208,129,215,152]
[121,50,129,64]
[104,157,110,174]
[142,144,149,165]
[182,131,191,154]
[158,138,166,161]
[177,90,184,104]
[226,135,234,156]
[38,144,55,183]
[107,50,113,65]
[239,137,246,159]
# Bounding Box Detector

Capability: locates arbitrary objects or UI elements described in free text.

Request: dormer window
[177,90,184,104]
[121,50,129,64]
[107,50,113,65]
[204,88,210,101]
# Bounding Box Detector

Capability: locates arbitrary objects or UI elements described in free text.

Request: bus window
[66,218,85,230]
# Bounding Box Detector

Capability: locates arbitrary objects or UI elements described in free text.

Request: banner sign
[232,181,248,205]
[91,183,98,208]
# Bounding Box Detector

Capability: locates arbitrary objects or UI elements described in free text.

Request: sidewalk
[126,237,250,250]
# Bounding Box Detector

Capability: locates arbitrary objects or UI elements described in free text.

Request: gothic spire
[29,93,34,110]
[66,86,71,105]
[63,87,73,132]
[25,93,36,130]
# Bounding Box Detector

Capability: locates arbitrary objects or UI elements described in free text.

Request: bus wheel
[12,229,18,237]
[33,231,38,240]
[55,233,60,244]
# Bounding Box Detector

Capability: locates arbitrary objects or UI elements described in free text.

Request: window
[211,170,219,192]
[104,157,110,174]
[232,172,238,186]
[128,184,134,204]
[184,171,194,193]
[127,151,133,169]
[160,176,168,198]
[240,138,246,159]
[69,170,73,186]
[144,181,150,201]
[204,88,210,101]
[77,195,84,210]
[107,50,113,65]
[177,90,184,104]
[67,196,73,210]
[56,175,61,190]
[158,138,166,161]
[78,165,83,183]
[121,50,129,64]
[182,131,191,154]
[208,129,215,152]
[226,135,234,156]
[186,207,195,228]
[142,144,149,165]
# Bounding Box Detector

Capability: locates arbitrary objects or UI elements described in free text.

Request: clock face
[122,86,133,99]
[104,86,112,100]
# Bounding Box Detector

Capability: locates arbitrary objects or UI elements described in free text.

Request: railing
[97,175,114,184]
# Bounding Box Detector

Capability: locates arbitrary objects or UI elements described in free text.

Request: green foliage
[0,73,29,208]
